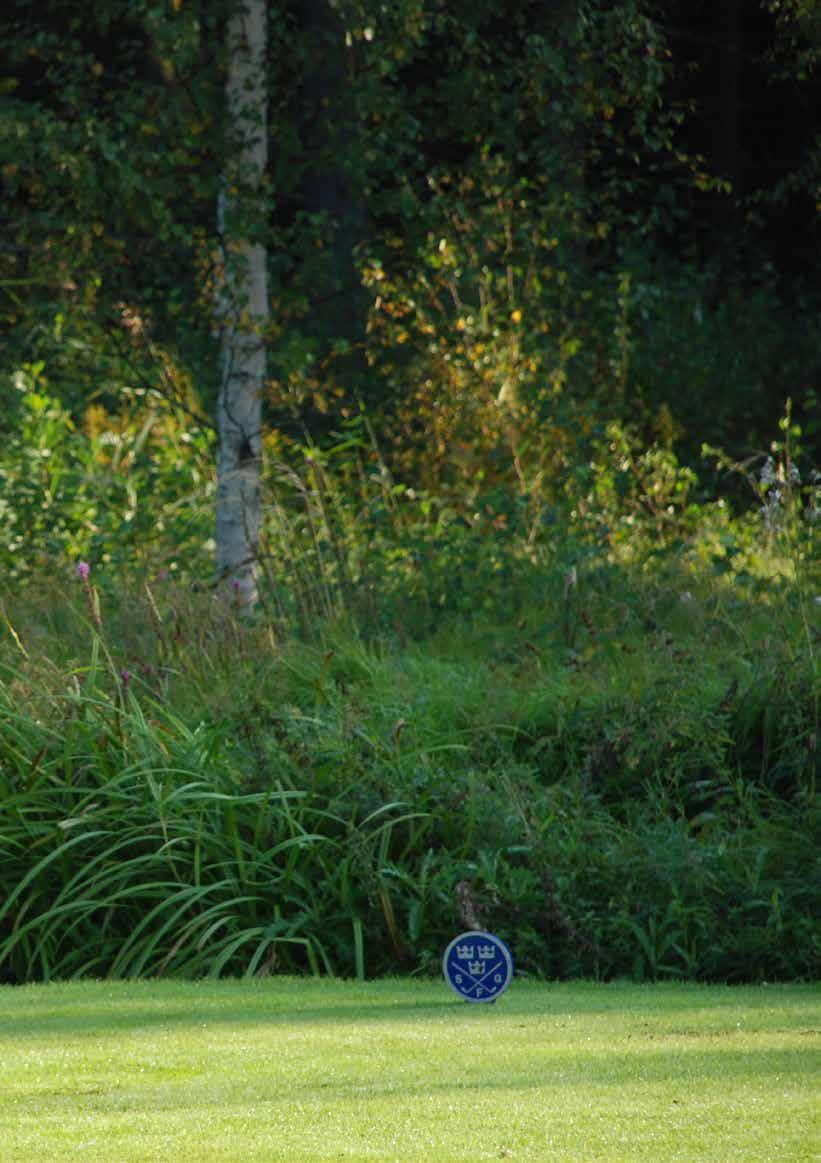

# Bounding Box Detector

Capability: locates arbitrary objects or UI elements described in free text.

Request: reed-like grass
[1,528,817,984]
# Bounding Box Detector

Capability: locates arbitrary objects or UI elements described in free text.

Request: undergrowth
[1,492,817,984]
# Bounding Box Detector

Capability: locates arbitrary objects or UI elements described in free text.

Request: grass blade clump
[0,454,818,984]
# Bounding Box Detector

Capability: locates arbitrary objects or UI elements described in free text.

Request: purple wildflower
[76,560,102,631]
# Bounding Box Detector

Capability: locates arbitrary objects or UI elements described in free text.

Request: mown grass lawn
[0,978,817,1162]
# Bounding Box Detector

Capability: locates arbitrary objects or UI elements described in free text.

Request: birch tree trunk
[216,0,268,605]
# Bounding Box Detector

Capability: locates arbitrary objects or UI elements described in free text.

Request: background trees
[0,0,818,582]
[0,1,818,985]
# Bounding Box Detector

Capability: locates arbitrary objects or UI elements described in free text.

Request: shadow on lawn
[0,980,815,1041]
[3,1046,816,1114]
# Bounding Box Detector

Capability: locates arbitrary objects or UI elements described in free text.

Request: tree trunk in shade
[216,0,268,605]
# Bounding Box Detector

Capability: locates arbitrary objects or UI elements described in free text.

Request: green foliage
[0,0,818,988]
[0,509,817,984]
[0,359,214,579]
[611,258,821,464]
[6,0,815,487]
[1,0,817,604]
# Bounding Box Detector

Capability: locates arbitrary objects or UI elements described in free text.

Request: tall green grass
[1,519,817,984]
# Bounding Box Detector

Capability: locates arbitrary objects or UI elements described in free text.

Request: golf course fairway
[0,978,817,1161]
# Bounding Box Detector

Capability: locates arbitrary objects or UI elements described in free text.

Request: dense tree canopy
[0,0,818,576]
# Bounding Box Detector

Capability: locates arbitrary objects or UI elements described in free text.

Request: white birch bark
[216,0,268,605]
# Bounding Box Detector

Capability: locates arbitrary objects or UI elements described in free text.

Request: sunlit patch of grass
[0,979,817,1161]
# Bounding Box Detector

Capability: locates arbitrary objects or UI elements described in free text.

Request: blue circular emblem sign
[442,930,514,1003]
